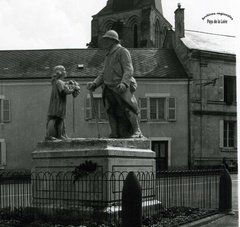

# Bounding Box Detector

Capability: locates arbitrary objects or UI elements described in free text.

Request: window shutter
[92,98,100,120]
[219,120,224,148]
[218,75,224,101]
[99,98,104,120]
[233,77,236,104]
[100,98,107,120]
[234,121,237,148]
[0,140,6,166]
[3,99,10,123]
[139,98,148,121]
[168,97,176,121]
[0,99,2,123]
[85,97,92,121]
[224,76,230,104]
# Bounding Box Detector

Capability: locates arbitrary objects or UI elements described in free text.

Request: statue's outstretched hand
[87,82,96,91]
[117,83,127,93]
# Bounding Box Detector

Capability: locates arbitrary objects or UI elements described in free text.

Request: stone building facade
[169,5,237,168]
[89,0,171,48]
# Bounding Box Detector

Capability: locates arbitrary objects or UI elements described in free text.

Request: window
[0,139,6,166]
[150,98,165,120]
[85,96,107,121]
[224,121,236,147]
[0,96,11,123]
[224,76,236,105]
[133,24,138,48]
[219,75,236,104]
[111,21,123,39]
[219,120,237,149]
[139,96,176,122]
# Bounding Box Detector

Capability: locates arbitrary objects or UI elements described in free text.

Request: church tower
[89,0,172,48]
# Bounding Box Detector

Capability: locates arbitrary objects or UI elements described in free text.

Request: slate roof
[182,30,235,55]
[0,48,187,80]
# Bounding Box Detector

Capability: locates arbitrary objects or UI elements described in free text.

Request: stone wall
[173,36,237,166]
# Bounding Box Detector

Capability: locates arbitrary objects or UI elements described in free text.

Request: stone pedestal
[32,138,155,173]
[31,138,159,216]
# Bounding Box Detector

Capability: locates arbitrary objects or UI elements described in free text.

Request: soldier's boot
[108,114,119,138]
[127,111,143,138]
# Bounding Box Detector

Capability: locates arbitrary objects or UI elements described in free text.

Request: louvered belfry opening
[111,21,124,40]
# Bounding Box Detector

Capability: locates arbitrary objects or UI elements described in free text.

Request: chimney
[174,3,185,38]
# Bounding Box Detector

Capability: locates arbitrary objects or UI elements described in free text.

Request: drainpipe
[187,76,192,169]
[199,52,203,165]
[72,97,75,134]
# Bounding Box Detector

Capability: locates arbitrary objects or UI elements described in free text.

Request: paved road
[203,213,238,227]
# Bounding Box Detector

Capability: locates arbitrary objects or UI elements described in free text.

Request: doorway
[151,141,168,171]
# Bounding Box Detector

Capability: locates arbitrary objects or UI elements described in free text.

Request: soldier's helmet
[102,30,119,42]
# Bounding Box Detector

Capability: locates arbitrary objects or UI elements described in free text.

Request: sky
[0,0,238,50]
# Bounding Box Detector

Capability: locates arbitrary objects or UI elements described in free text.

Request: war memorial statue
[45,65,80,141]
[34,42,153,208]
[87,30,143,138]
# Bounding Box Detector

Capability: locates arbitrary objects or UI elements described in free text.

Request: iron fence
[156,169,222,210]
[0,168,224,226]
[0,171,31,209]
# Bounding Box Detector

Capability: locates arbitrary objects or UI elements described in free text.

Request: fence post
[122,171,142,227]
[219,166,232,212]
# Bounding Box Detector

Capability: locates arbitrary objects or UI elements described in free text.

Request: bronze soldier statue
[87,30,143,138]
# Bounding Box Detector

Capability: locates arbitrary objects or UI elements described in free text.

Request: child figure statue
[45,65,80,141]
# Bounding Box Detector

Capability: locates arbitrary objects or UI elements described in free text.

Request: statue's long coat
[47,79,73,118]
[93,44,139,114]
